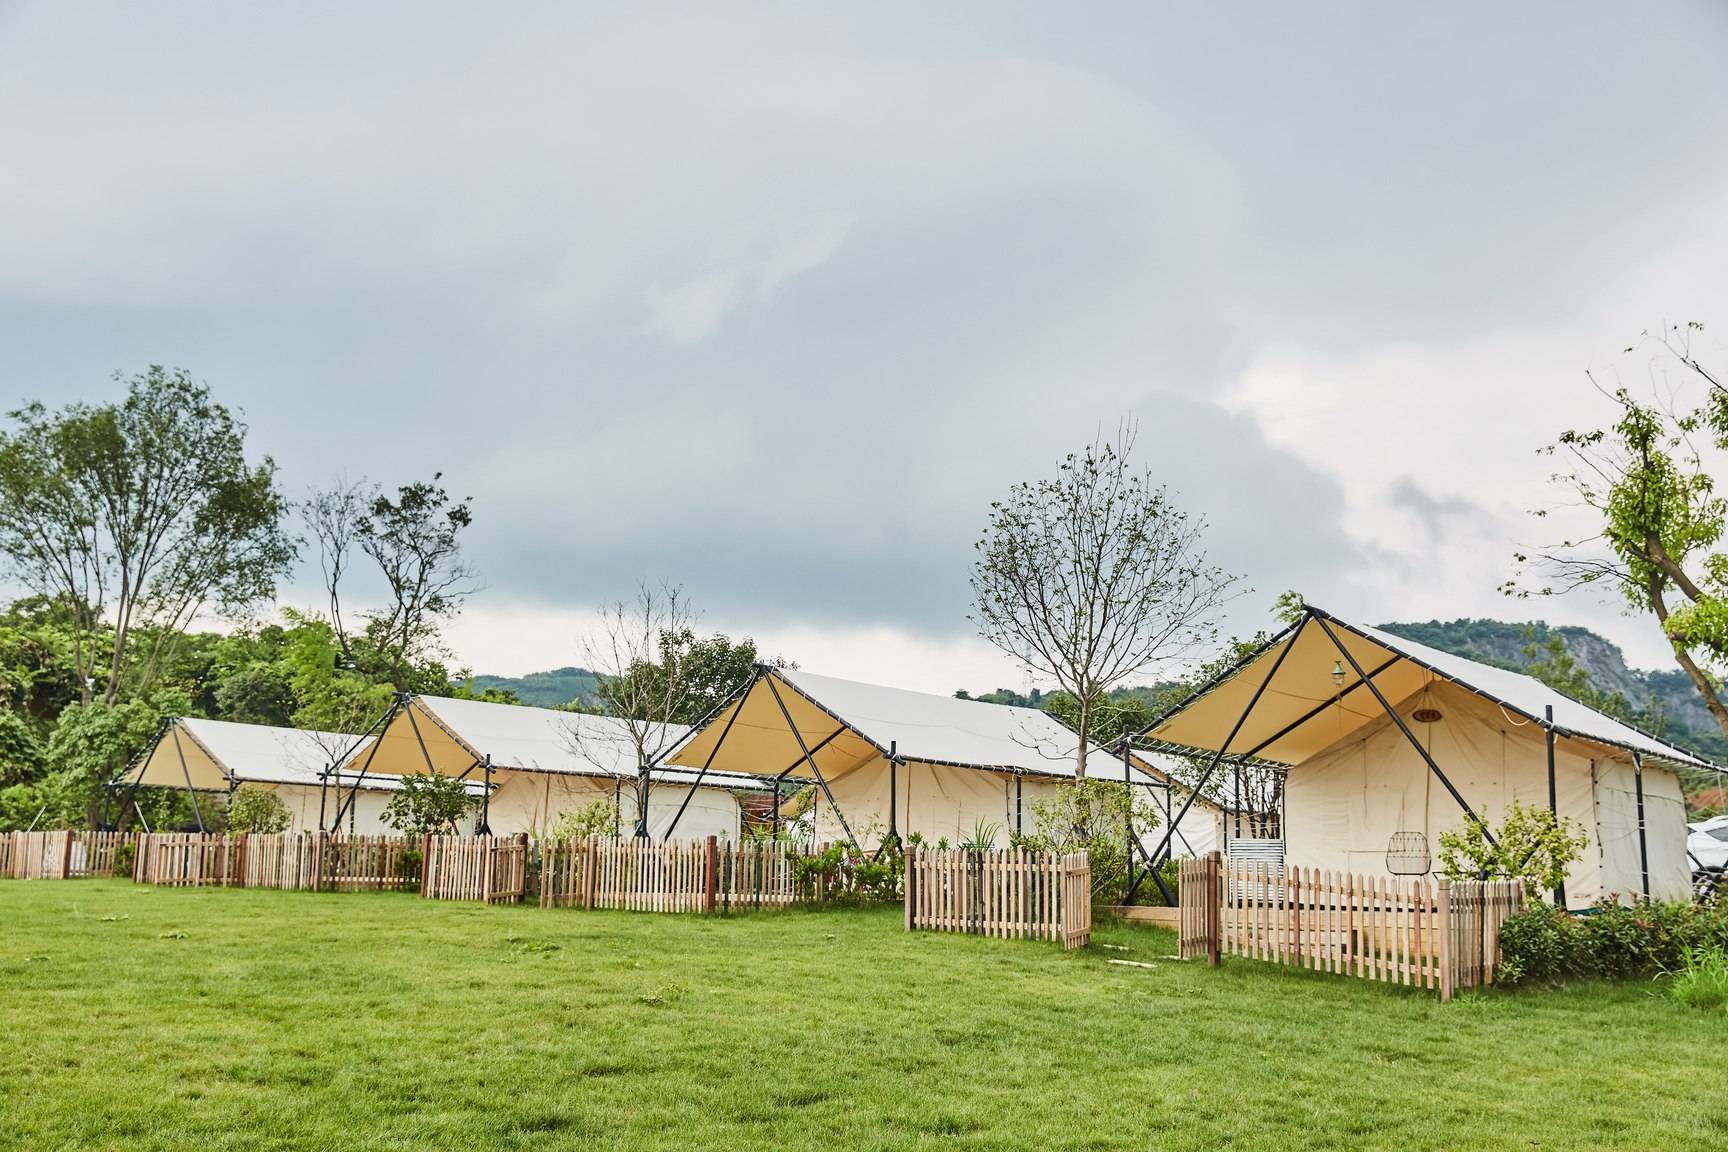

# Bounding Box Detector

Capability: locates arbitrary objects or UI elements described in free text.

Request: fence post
[903,844,917,932]
[1436,876,1454,1003]
[703,835,718,914]
[59,829,74,880]
[1205,850,1222,967]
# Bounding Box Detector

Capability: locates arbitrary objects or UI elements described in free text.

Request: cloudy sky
[3,2,1727,693]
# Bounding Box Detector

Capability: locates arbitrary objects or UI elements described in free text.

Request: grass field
[0,880,1718,1150]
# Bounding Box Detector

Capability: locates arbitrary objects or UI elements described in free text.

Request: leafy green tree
[0,710,42,787]
[381,773,475,836]
[1511,324,1728,745]
[34,692,187,828]
[225,784,291,833]
[1436,798,1589,897]
[1010,779,1158,903]
[971,424,1239,779]
[0,367,296,705]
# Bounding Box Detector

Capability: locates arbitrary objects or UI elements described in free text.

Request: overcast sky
[3,2,1727,693]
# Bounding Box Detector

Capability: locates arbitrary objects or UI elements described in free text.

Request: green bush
[112,838,136,878]
[1498,900,1728,985]
[225,785,291,834]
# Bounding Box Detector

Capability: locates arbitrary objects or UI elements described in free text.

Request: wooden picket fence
[903,846,1092,950]
[539,837,812,913]
[1,830,136,879]
[135,833,417,892]
[1177,853,1526,1000]
[421,834,528,903]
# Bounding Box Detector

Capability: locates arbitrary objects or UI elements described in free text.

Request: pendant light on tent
[1331,661,1346,687]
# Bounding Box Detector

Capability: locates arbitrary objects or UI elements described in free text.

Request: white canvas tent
[666,667,1223,856]
[1141,604,1709,908]
[337,694,763,840]
[119,717,414,835]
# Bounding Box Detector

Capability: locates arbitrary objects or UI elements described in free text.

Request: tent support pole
[480,754,493,835]
[1136,616,1309,881]
[763,673,860,851]
[1312,614,1498,855]
[171,725,207,833]
[771,780,780,838]
[887,741,898,841]
[1234,656,1401,761]
[663,682,753,840]
[1015,768,1022,837]
[1545,705,1565,906]
[1632,750,1650,899]
[331,697,398,831]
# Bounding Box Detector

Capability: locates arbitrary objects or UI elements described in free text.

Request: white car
[1688,816,1728,872]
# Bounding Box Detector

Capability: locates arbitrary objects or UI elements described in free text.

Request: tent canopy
[668,666,1180,789]
[124,717,380,792]
[348,694,769,790]
[1145,605,1716,771]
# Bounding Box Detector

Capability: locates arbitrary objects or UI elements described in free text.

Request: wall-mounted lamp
[1330,660,1346,687]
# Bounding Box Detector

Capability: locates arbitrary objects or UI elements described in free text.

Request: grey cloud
[0,2,1722,651]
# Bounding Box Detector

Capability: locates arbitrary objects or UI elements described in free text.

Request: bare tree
[300,475,376,662]
[565,583,713,837]
[970,423,1240,779]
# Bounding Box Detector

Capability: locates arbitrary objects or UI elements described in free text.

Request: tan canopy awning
[1146,606,1715,770]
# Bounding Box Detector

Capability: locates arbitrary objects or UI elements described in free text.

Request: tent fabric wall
[1594,756,1690,902]
[808,752,1220,855]
[1284,680,1689,908]
[483,769,743,841]
[267,782,394,836]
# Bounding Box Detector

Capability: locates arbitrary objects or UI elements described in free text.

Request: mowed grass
[0,882,1720,1151]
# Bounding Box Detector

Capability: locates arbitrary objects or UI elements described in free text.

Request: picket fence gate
[539,836,810,913]
[420,834,528,903]
[1,830,135,879]
[904,846,1092,950]
[1177,852,1525,1000]
[135,833,418,892]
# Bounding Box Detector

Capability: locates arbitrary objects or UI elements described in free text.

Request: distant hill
[463,666,599,709]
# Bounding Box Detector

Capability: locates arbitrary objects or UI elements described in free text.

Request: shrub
[381,773,474,836]
[111,838,136,878]
[225,785,291,834]
[1666,943,1728,1015]
[1498,899,1728,985]
[551,799,615,841]
[794,839,902,905]
[1010,779,1158,905]
[1437,798,1587,895]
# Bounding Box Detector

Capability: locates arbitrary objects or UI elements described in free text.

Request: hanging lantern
[1330,660,1346,687]
[1386,831,1431,875]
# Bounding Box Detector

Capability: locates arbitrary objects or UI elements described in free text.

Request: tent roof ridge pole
[768,726,850,781]
[1125,615,1309,744]
[1133,615,1310,890]
[763,671,860,851]
[1311,612,1499,851]
[409,695,487,764]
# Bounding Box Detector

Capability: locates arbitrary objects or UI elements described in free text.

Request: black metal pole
[1136,616,1309,876]
[1632,750,1650,899]
[763,673,860,850]
[480,754,493,835]
[1545,705,1565,907]
[1014,768,1023,836]
[888,740,898,841]
[331,698,398,830]
[1312,614,1498,853]
[170,725,206,833]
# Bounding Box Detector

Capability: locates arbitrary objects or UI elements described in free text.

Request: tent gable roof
[1147,606,1716,770]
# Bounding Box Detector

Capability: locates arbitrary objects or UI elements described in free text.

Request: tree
[970,425,1240,779]
[1509,324,1728,746]
[1436,798,1588,897]
[568,584,758,836]
[381,772,474,836]
[0,367,296,705]
[225,784,291,834]
[302,474,476,690]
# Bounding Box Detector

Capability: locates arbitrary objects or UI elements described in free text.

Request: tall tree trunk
[1649,577,1728,743]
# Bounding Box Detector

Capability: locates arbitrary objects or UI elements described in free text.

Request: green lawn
[0,881,1718,1150]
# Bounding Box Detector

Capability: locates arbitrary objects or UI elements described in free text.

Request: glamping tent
[665,667,1224,857]
[1138,604,1710,908]
[336,694,763,839]
[117,717,406,834]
